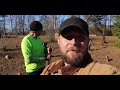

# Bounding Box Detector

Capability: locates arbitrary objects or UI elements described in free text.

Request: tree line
[0,15,120,42]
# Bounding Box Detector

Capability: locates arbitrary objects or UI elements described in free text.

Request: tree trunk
[102,16,107,46]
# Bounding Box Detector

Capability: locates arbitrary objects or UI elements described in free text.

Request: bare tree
[16,15,27,35]
[27,15,33,31]
[108,15,115,35]
[49,15,56,42]
[14,15,19,35]
[0,15,7,34]
[39,15,56,42]
[102,15,107,46]
[0,15,7,50]
[55,15,66,31]
[9,15,15,34]
[22,15,25,35]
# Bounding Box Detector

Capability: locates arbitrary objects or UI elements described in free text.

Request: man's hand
[47,54,51,61]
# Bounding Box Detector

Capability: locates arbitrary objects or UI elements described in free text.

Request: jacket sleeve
[76,62,119,75]
[89,62,119,75]
[21,38,45,63]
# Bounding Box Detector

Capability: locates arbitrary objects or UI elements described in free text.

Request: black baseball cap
[59,17,89,37]
[30,21,43,32]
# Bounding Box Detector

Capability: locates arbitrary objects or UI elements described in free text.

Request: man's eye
[65,36,73,40]
[63,35,87,41]
[80,36,86,41]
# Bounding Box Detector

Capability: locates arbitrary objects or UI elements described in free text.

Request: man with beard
[41,16,120,75]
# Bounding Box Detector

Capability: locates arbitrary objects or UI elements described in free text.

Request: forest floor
[0,35,120,75]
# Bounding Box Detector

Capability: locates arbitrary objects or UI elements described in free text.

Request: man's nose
[70,38,76,45]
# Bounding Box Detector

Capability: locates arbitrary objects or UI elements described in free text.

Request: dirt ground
[0,35,120,75]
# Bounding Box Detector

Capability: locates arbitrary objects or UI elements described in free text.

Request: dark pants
[26,67,44,75]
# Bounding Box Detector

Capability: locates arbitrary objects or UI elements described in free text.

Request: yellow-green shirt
[21,34,46,72]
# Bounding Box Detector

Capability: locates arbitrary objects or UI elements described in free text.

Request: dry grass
[0,35,120,75]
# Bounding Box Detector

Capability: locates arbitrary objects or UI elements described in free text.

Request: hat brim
[59,25,88,37]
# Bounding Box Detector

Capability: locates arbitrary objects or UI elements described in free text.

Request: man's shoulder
[76,61,119,75]
[88,61,119,75]
[22,34,29,40]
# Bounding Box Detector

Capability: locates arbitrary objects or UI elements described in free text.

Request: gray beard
[61,53,91,67]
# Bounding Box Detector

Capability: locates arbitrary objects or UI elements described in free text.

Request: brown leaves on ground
[0,35,120,75]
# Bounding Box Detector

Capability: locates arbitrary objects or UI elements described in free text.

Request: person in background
[41,17,120,75]
[21,21,47,75]
[43,42,52,64]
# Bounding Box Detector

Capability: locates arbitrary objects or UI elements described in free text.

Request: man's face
[36,29,42,36]
[57,27,90,66]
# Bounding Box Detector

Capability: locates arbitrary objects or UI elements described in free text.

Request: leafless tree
[0,15,7,50]
[9,15,15,34]
[102,15,107,46]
